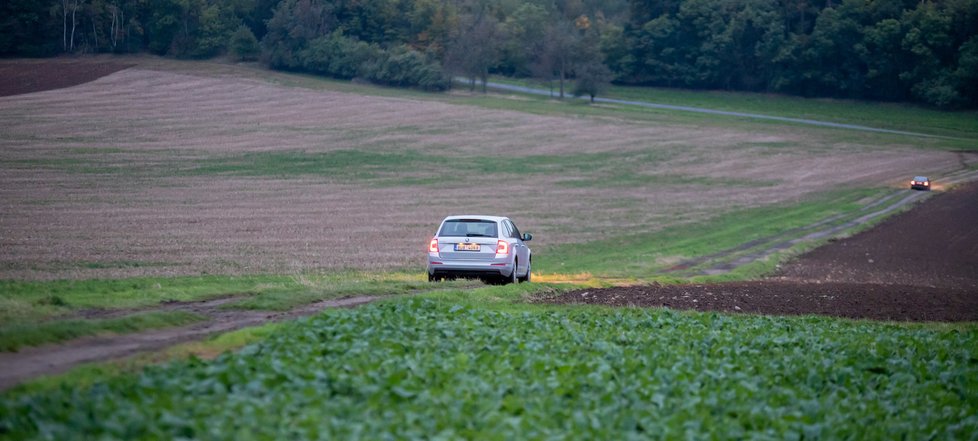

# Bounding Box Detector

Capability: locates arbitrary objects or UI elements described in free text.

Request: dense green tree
[0,0,975,107]
[300,30,377,78]
[498,3,550,76]
[260,0,335,69]
[0,0,61,55]
[229,24,260,60]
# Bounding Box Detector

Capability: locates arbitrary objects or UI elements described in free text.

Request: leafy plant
[3,299,975,439]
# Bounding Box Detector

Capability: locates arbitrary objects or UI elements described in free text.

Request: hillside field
[1,57,976,439]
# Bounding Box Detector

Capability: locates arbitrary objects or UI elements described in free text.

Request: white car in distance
[427,215,532,284]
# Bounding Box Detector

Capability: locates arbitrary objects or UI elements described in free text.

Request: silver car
[427,215,533,284]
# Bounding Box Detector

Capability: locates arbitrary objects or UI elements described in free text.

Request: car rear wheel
[518,261,531,283]
[502,260,518,285]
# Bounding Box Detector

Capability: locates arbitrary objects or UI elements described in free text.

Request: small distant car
[427,215,532,284]
[910,176,931,191]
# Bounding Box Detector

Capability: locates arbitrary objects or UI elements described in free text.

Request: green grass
[20,147,781,191]
[0,272,477,352]
[224,272,478,311]
[0,311,204,352]
[3,298,974,439]
[535,188,885,279]
[488,76,978,142]
[0,275,299,324]
[4,321,286,396]
[188,149,427,179]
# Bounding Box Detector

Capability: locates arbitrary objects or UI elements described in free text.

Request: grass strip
[3,321,284,396]
[0,311,205,352]
[486,76,978,141]
[535,188,884,280]
[0,275,300,329]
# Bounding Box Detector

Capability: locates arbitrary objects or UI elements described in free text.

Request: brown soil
[0,58,132,97]
[542,181,978,322]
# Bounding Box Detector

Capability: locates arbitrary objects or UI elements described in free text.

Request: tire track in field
[664,169,978,276]
[0,296,378,391]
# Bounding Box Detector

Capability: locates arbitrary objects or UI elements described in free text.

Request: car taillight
[429,237,439,253]
[495,240,509,255]
[910,180,915,185]
[924,181,929,186]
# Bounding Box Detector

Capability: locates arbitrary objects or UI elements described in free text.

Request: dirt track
[0,295,378,391]
[544,181,978,322]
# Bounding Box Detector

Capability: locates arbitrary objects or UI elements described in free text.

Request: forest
[2,0,976,108]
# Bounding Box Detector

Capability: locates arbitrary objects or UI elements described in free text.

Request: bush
[300,32,378,78]
[229,25,260,61]
[364,45,448,91]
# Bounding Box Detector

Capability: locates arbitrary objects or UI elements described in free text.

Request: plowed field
[0,58,971,280]
[544,181,978,321]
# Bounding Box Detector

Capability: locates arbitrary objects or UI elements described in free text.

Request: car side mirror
[522,233,532,242]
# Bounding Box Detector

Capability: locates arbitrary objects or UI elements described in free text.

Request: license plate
[455,243,480,251]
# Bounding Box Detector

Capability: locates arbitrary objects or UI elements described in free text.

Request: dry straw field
[0,59,964,279]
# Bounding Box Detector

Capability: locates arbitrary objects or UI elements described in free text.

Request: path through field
[475,79,939,138]
[0,295,378,391]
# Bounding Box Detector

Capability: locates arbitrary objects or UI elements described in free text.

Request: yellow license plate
[455,243,480,251]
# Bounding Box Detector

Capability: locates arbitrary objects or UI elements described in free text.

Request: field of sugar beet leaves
[3,296,976,439]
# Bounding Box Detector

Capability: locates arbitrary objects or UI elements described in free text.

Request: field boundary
[471,79,942,138]
[664,169,978,276]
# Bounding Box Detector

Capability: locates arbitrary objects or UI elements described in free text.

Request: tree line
[1,0,976,108]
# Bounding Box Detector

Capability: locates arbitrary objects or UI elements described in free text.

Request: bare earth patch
[0,58,132,97]
[541,181,978,322]
[0,59,969,279]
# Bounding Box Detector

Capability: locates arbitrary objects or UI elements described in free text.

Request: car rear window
[439,219,498,237]
[914,176,928,181]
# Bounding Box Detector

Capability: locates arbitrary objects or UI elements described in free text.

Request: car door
[507,220,529,275]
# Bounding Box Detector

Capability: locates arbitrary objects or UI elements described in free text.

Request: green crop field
[3,296,976,439]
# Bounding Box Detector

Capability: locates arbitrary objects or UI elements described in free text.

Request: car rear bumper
[427,259,515,277]
[911,185,930,190]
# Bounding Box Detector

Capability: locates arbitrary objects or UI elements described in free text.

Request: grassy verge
[4,321,285,396]
[535,188,885,280]
[0,274,299,315]
[3,297,974,439]
[486,76,978,141]
[224,272,478,311]
[0,272,477,352]
[0,311,204,352]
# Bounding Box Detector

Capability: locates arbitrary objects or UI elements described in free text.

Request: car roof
[442,215,509,223]
[914,176,929,181]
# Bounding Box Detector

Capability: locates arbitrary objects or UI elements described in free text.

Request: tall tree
[541,19,578,98]
[444,11,503,92]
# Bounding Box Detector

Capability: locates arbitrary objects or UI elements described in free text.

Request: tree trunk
[110,6,117,50]
[559,61,565,99]
[92,18,98,51]
[70,1,77,52]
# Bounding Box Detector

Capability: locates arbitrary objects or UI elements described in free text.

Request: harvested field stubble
[0,62,967,279]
